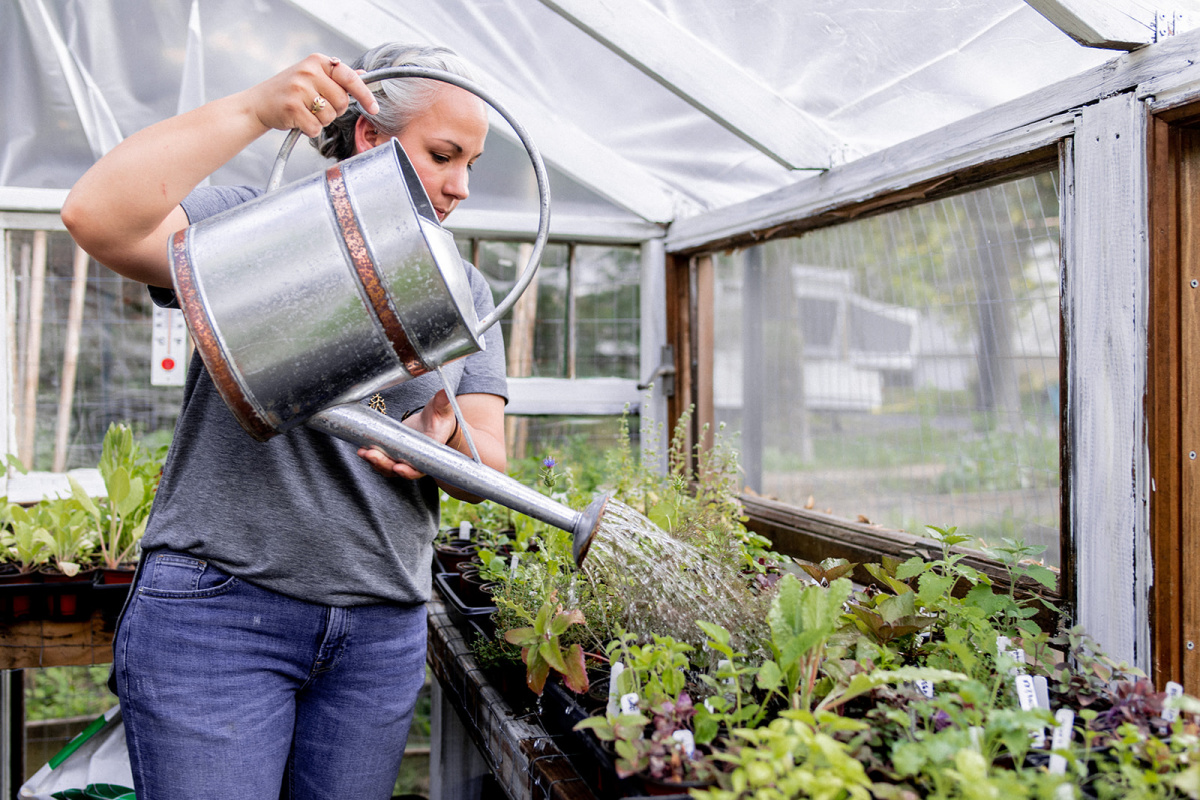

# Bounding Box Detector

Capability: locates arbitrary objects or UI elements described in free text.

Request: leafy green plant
[606,629,693,706]
[26,666,113,721]
[69,424,161,570]
[573,709,651,778]
[2,503,53,573]
[631,694,717,784]
[503,589,591,695]
[700,710,876,800]
[759,573,852,712]
[33,501,96,576]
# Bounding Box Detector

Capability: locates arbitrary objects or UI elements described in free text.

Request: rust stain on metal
[325,164,427,376]
[171,230,275,441]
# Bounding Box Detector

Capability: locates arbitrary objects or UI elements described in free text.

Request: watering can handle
[266,66,550,335]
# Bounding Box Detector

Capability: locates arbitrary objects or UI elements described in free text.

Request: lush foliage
[25,666,113,721]
[1,424,164,575]
[455,410,1200,798]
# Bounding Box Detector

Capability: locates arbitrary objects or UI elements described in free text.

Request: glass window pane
[473,240,640,380]
[574,245,640,379]
[474,240,570,378]
[713,172,1062,565]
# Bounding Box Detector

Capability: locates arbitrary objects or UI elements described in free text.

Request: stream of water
[581,499,766,648]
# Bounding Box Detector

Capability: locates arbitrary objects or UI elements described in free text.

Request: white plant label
[458,521,471,540]
[914,680,935,699]
[620,692,640,716]
[1014,674,1045,747]
[1015,675,1039,711]
[1164,681,1184,723]
[607,663,625,718]
[1049,708,1074,774]
[672,730,696,758]
[1033,675,1050,711]
[719,659,735,689]
[997,636,1027,675]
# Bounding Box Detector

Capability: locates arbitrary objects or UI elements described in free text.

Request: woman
[62,43,507,799]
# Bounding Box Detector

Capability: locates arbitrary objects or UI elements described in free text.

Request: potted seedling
[503,589,591,696]
[0,504,51,621]
[34,500,98,620]
[70,424,159,583]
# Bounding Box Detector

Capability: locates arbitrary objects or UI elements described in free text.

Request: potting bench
[0,612,113,670]
[426,594,600,800]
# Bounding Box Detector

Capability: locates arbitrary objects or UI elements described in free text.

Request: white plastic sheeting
[0,0,1140,225]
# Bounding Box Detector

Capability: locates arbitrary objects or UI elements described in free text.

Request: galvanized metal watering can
[168,67,605,565]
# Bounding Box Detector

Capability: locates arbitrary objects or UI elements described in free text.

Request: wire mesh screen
[6,230,183,471]
[713,171,1062,564]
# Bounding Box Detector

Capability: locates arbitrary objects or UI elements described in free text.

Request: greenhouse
[3,0,1200,797]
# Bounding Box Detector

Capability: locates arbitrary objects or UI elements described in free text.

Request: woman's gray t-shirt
[141,185,508,606]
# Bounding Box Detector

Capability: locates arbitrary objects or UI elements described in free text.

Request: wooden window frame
[664,150,1068,616]
[1147,108,1200,689]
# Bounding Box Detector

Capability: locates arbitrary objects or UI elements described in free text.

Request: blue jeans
[113,550,428,799]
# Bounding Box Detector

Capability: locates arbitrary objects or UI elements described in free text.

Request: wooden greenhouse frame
[659,27,1200,694]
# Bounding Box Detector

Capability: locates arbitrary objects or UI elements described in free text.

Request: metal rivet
[1192,452,1197,460]
[1192,279,1199,288]
[1189,641,1196,651]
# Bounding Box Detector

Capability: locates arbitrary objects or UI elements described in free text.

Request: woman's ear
[354,116,383,154]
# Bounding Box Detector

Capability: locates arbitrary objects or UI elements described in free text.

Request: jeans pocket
[141,551,236,597]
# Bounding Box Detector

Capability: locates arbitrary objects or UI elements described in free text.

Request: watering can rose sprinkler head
[572,493,608,567]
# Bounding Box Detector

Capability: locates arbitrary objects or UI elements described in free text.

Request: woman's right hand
[243,53,379,139]
[63,53,379,289]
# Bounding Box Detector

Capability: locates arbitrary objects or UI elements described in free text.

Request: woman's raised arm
[62,54,379,288]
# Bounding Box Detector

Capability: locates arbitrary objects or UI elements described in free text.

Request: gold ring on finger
[310,95,328,115]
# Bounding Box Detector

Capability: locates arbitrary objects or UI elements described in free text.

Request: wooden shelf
[0,611,114,670]
[427,595,599,800]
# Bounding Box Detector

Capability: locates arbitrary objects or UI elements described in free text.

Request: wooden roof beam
[1024,0,1158,50]
[536,0,846,170]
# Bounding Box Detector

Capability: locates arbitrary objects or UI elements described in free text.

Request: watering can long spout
[307,404,606,567]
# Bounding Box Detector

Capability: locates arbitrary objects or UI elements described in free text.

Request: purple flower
[542,456,557,469]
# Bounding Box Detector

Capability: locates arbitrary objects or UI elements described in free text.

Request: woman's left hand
[357,391,506,495]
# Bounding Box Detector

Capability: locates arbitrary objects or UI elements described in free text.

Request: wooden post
[740,249,762,492]
[1148,113,1200,691]
[695,255,714,455]
[665,254,693,457]
[53,245,90,472]
[19,231,47,469]
[505,243,537,461]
